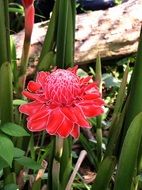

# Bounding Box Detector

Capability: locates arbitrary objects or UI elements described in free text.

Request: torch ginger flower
[22,0,35,40]
[19,67,104,138]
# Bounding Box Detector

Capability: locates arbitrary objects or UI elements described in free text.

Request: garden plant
[0,0,142,190]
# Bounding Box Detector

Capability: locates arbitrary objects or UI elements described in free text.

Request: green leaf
[0,62,13,124]
[14,147,25,158]
[31,179,41,190]
[79,134,98,169]
[15,156,41,170]
[56,0,69,68]
[105,66,129,157]
[102,73,120,88]
[114,112,142,190]
[77,68,88,78]
[60,138,72,189]
[64,0,75,68]
[13,99,27,106]
[4,183,19,190]
[122,29,142,136]
[91,156,116,190]
[0,134,14,167]
[0,156,9,170]
[1,122,30,137]
[38,1,59,65]
[37,51,55,71]
[10,36,17,85]
[0,2,9,66]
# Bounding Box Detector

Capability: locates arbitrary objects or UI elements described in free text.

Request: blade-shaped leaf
[122,29,142,135]
[0,62,13,124]
[91,156,116,190]
[56,0,69,68]
[114,112,142,190]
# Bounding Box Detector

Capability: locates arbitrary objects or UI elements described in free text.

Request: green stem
[52,137,63,190]
[0,62,13,124]
[96,126,102,161]
[95,55,103,161]
[19,40,30,77]
[4,0,11,62]
[0,0,10,66]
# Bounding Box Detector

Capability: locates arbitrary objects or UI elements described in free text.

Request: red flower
[22,0,35,40]
[19,67,104,138]
[22,0,34,8]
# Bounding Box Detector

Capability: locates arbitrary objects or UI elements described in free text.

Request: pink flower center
[45,69,81,105]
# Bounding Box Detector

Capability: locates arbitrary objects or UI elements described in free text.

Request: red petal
[73,106,90,128]
[85,83,98,92]
[25,6,34,39]
[28,106,50,121]
[81,105,104,117]
[60,107,77,123]
[71,125,80,138]
[27,106,50,131]
[68,65,78,74]
[27,81,41,92]
[46,109,63,135]
[79,99,104,106]
[83,93,100,100]
[27,115,48,131]
[36,72,48,86]
[22,90,38,100]
[80,76,92,84]
[57,117,74,138]
[19,101,43,115]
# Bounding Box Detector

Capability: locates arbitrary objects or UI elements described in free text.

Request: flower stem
[52,137,63,190]
[96,55,103,162]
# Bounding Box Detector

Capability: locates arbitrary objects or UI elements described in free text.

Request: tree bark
[14,0,142,64]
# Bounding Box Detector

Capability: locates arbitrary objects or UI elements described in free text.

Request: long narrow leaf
[91,156,116,190]
[56,0,69,68]
[60,138,72,189]
[0,62,13,124]
[114,112,142,190]
[38,1,59,68]
[0,1,9,65]
[122,28,142,135]
[64,0,76,68]
[95,54,103,161]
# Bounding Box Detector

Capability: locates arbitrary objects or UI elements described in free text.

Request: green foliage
[1,0,142,189]
[114,113,142,190]
[0,134,14,167]
[13,99,27,106]
[15,156,41,170]
[13,147,25,158]
[0,62,13,124]
[4,183,19,190]
[0,157,9,170]
[0,122,29,137]
[91,156,116,190]
[115,0,123,4]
